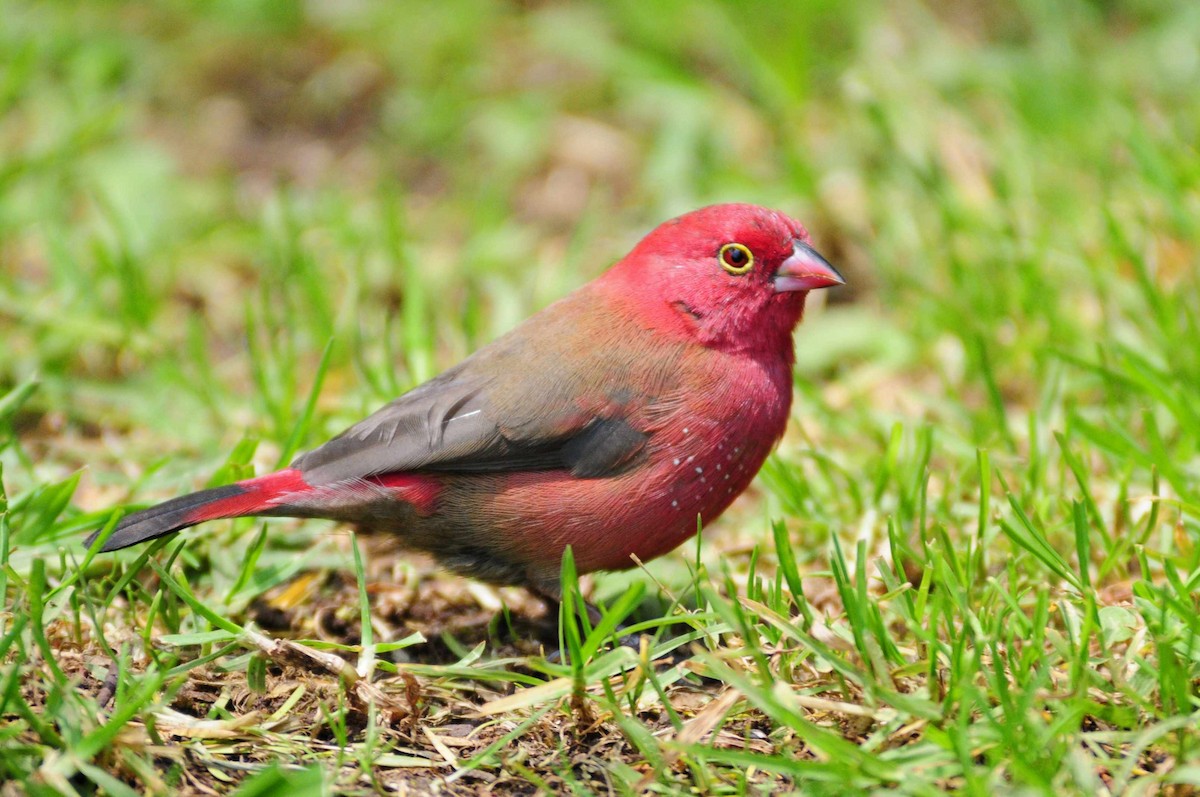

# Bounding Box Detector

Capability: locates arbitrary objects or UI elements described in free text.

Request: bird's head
[601,204,844,354]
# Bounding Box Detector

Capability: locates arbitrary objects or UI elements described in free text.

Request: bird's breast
[619,383,788,562]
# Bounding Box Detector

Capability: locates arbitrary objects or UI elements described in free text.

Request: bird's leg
[527,581,607,628]
[527,581,646,661]
[527,574,703,670]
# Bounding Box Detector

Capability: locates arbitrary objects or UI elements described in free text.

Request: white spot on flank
[695,467,703,474]
[715,464,721,471]
[700,477,706,483]
[673,458,680,466]
[672,500,679,507]
[683,427,690,434]
[687,455,695,463]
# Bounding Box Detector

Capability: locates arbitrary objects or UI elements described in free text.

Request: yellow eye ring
[719,243,754,275]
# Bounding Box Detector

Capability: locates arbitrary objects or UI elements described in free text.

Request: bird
[85,204,843,607]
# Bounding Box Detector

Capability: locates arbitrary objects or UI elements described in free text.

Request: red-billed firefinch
[87,204,843,601]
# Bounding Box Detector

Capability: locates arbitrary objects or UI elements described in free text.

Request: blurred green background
[3,0,1194,488]
[4,0,1200,653]
[2,1,1200,792]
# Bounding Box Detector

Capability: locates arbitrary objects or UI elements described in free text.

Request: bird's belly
[475,411,782,578]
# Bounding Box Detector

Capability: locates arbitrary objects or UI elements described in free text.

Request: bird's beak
[771,241,845,293]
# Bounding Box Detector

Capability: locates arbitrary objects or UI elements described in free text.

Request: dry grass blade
[152,708,265,740]
[243,629,411,721]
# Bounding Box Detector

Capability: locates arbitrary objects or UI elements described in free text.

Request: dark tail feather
[85,469,309,552]
[84,484,249,551]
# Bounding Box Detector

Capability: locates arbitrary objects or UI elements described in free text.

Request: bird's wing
[291,296,660,484]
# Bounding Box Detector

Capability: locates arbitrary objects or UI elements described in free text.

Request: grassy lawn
[2,0,1199,794]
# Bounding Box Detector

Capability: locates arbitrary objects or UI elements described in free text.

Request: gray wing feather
[562,417,648,478]
[291,364,646,484]
[291,291,661,485]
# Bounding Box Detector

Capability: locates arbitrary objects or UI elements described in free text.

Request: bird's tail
[85,469,309,552]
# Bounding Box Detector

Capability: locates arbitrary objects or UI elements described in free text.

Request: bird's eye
[719,243,754,275]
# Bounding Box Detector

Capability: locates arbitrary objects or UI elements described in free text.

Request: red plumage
[86,204,843,598]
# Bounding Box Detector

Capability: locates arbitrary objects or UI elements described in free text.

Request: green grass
[3,0,1200,793]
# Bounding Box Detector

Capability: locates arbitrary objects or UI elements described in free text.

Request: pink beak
[772,241,845,293]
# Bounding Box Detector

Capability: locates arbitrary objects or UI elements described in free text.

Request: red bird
[87,204,843,602]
